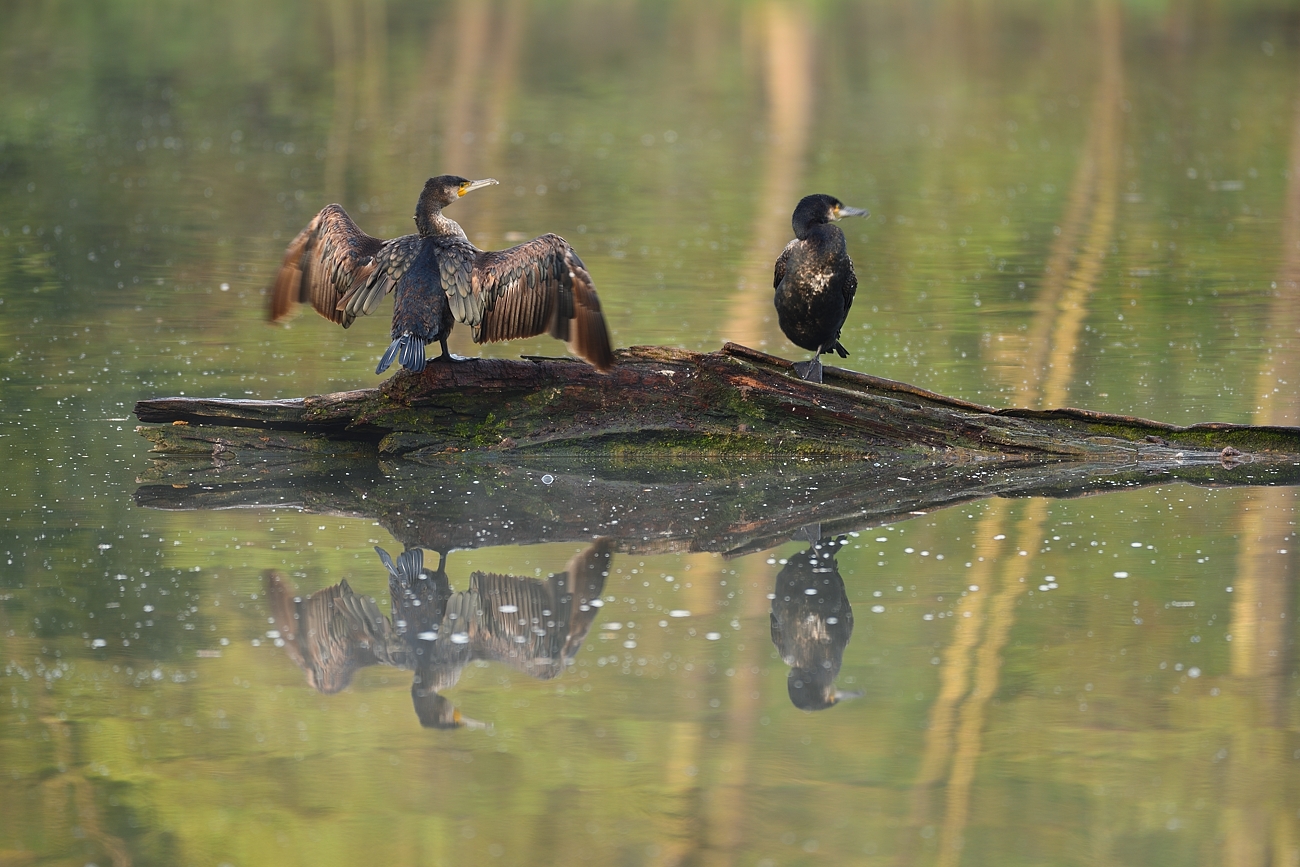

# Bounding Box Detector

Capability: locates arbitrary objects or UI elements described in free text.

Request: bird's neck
[794,220,834,243]
[416,209,467,240]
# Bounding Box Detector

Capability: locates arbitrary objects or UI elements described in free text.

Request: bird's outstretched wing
[264,573,391,694]
[268,204,384,328]
[465,570,567,678]
[773,241,795,290]
[468,234,614,370]
[465,537,613,679]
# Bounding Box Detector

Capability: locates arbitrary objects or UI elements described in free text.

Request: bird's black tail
[375,545,425,588]
[832,341,849,359]
[376,334,427,374]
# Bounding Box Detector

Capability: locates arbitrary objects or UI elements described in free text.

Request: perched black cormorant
[769,535,860,711]
[269,175,615,374]
[773,193,869,383]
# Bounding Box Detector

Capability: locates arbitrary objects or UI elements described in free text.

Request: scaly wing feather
[465,571,565,679]
[469,234,614,370]
[268,204,383,328]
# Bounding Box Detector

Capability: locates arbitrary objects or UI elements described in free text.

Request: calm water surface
[2,2,1299,865]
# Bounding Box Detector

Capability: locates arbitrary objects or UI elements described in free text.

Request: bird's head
[792,193,869,239]
[787,668,865,711]
[412,682,489,730]
[416,175,499,233]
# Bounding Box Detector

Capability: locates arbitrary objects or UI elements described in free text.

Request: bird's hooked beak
[458,178,499,197]
[831,204,870,221]
[833,688,865,705]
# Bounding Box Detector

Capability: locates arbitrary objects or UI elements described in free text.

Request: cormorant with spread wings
[269,175,615,374]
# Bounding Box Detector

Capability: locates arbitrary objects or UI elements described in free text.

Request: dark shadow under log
[134,343,1300,462]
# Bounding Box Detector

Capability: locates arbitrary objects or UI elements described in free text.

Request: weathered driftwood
[134,343,1300,462]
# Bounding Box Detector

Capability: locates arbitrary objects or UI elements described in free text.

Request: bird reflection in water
[266,538,614,728]
[769,533,861,710]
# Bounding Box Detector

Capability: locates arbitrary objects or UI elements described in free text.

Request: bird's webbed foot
[432,339,470,364]
[792,357,824,384]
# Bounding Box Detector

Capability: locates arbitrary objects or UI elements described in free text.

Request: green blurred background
[1,1,1298,865]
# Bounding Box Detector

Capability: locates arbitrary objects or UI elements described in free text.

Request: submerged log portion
[134,343,1300,462]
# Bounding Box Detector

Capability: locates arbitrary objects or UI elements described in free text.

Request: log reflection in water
[266,538,614,728]
[136,453,1300,560]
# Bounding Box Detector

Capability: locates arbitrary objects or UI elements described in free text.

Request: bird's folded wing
[269,204,384,327]
[773,241,794,289]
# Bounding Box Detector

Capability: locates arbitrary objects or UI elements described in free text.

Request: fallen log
[133,343,1300,462]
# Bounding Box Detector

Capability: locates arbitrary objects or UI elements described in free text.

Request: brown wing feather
[465,571,566,679]
[264,573,387,694]
[268,204,384,328]
[471,234,614,370]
